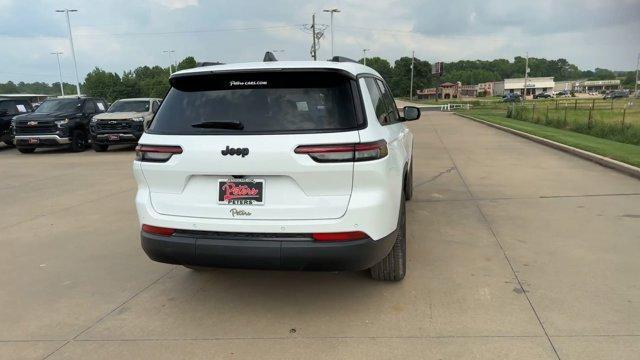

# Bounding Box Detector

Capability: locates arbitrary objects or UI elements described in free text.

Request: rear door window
[364,77,388,125]
[375,79,399,123]
[148,71,361,135]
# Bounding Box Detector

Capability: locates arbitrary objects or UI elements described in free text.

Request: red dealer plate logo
[218,179,264,205]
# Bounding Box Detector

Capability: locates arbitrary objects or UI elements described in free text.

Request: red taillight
[312,231,368,242]
[142,224,175,236]
[294,140,387,163]
[135,145,183,162]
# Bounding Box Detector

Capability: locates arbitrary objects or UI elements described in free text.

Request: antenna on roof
[263,51,278,62]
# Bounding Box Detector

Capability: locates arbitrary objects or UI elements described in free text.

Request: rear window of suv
[148,70,362,135]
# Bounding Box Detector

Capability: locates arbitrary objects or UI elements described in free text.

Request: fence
[500,100,640,145]
[440,103,471,111]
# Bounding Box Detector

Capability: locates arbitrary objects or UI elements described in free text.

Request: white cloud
[154,0,198,9]
[0,0,638,83]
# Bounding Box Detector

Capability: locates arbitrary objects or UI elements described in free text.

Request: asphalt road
[1,112,639,359]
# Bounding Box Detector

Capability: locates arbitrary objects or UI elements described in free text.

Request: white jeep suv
[133,59,420,281]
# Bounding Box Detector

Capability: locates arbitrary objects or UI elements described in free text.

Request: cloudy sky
[0,0,638,83]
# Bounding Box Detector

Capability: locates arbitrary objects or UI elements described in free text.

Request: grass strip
[457,110,640,168]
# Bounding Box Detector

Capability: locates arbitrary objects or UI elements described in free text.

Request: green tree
[389,57,432,97]
[83,67,122,102]
[360,57,393,82]
[176,56,197,71]
[590,68,616,80]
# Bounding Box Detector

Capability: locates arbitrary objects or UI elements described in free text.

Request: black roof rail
[263,51,278,62]
[196,61,224,67]
[330,56,359,63]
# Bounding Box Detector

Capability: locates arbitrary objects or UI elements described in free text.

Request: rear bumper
[141,229,397,271]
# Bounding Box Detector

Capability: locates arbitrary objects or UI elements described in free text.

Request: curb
[455,113,640,180]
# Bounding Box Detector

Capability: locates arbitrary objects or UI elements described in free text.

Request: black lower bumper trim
[141,229,397,271]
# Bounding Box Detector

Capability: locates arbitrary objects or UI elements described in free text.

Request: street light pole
[51,52,64,96]
[56,9,80,96]
[163,50,176,75]
[362,48,369,66]
[323,8,340,58]
[523,52,529,101]
[635,52,639,96]
[410,51,415,101]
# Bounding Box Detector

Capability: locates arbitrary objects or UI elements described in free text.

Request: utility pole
[51,51,64,96]
[362,48,369,66]
[523,52,529,101]
[311,13,317,60]
[55,9,80,96]
[163,50,176,74]
[635,52,639,96]
[410,51,415,101]
[323,8,340,58]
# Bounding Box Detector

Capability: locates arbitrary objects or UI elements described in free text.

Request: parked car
[90,98,162,151]
[502,93,521,102]
[555,90,571,98]
[135,58,421,281]
[603,90,629,100]
[12,96,108,153]
[0,98,33,147]
[533,92,553,99]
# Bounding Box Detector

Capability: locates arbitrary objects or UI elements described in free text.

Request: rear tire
[370,195,406,281]
[17,147,36,154]
[70,130,87,152]
[92,144,108,152]
[3,140,15,147]
[405,159,413,201]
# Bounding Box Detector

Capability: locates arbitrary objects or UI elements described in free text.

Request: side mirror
[402,106,420,121]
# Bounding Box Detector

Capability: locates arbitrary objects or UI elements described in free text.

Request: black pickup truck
[0,98,33,147]
[12,96,108,153]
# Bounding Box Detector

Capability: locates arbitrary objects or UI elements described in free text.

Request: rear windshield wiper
[191,120,244,130]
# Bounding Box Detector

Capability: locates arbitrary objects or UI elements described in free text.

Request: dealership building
[498,77,555,96]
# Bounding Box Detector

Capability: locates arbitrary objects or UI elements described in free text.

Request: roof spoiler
[263,51,278,62]
[196,61,224,67]
[330,56,359,63]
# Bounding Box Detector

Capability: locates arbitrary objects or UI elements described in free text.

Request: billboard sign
[432,62,444,76]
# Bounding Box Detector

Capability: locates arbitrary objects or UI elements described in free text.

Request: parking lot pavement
[1,112,639,359]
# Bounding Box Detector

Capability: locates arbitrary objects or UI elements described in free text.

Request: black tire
[405,159,413,201]
[3,140,15,147]
[70,129,88,152]
[92,143,109,152]
[370,195,406,281]
[17,147,36,154]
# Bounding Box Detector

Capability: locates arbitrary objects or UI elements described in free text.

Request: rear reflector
[312,231,368,242]
[142,224,175,236]
[135,145,183,162]
[295,140,387,163]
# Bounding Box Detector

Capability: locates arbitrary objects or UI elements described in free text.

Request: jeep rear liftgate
[139,70,365,220]
[138,132,359,220]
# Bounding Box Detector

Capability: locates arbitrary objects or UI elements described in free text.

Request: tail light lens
[135,145,182,162]
[141,224,175,236]
[312,231,368,242]
[295,140,387,163]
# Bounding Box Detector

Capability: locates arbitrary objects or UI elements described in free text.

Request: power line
[75,25,300,37]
